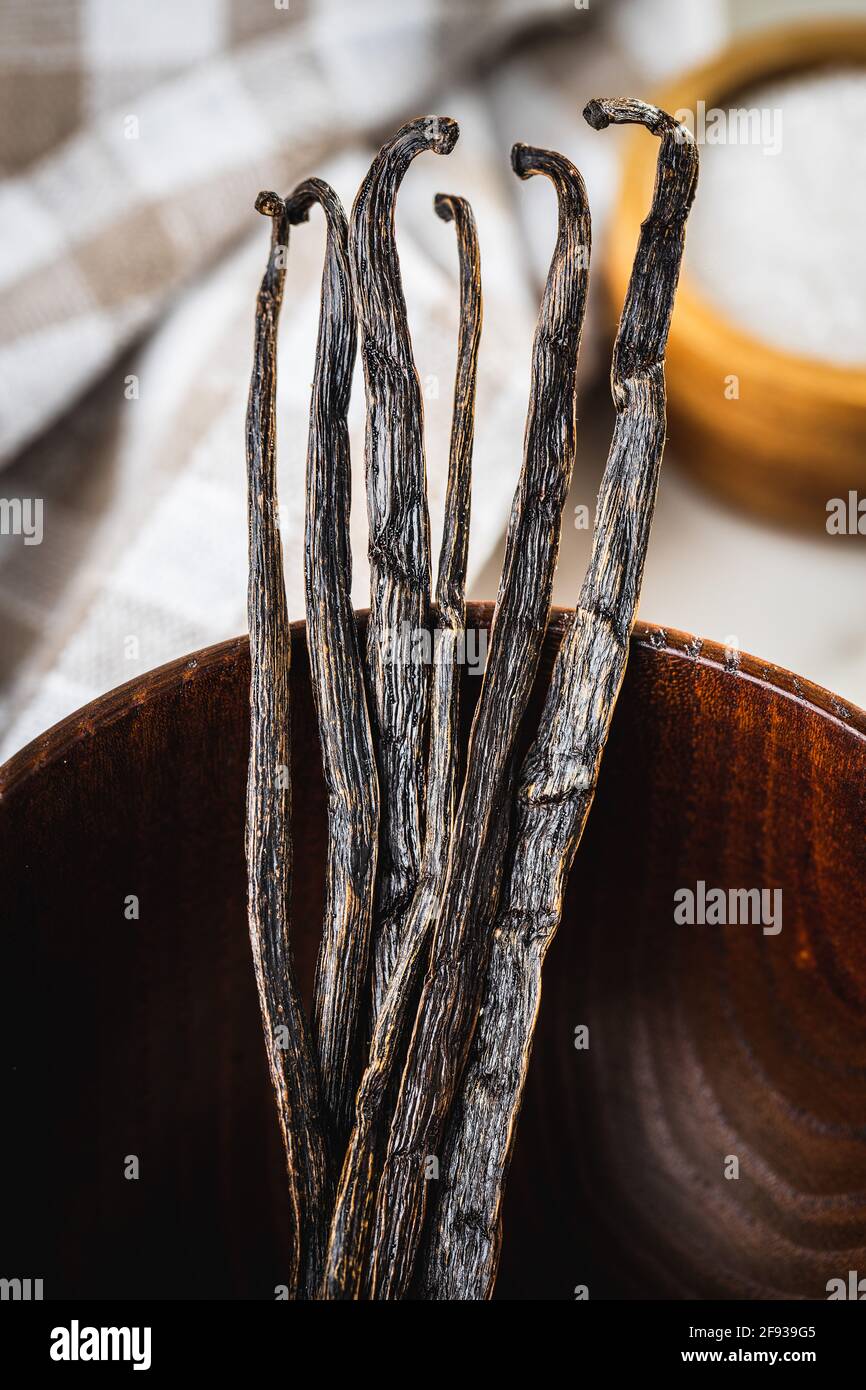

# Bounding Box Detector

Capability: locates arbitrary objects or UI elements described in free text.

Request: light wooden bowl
[2,607,866,1298]
[607,21,866,531]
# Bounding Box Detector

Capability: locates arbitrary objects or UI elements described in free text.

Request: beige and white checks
[0,0,723,759]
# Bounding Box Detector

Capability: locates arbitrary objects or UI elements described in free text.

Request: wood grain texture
[349,115,459,1019]
[420,99,698,1300]
[321,192,481,1299]
[244,193,331,1299]
[367,146,591,1300]
[3,613,865,1300]
[286,178,379,1159]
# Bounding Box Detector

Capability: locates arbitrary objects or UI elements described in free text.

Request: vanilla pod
[368,146,591,1300]
[286,178,380,1159]
[349,116,459,1020]
[322,192,481,1298]
[244,192,333,1298]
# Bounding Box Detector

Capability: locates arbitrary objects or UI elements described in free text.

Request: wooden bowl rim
[608,18,866,399]
[2,606,864,801]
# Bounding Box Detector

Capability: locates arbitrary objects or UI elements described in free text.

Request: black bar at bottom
[0,1297,861,1376]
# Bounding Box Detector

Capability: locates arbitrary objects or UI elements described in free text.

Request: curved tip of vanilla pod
[420,114,460,156]
[583,96,692,145]
[353,118,459,230]
[583,97,663,132]
[434,192,459,224]
[510,141,538,180]
[510,143,587,208]
[255,189,284,219]
[284,187,313,226]
[511,141,582,186]
[582,98,610,131]
[387,114,459,158]
[285,176,344,229]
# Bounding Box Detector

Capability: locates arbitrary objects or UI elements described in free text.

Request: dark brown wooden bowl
[2,605,865,1301]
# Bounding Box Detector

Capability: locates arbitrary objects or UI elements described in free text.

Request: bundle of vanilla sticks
[244,98,697,1300]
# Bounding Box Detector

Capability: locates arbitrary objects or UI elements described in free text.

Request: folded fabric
[0,0,724,759]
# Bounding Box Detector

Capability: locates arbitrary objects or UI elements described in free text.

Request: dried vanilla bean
[368,145,591,1301]
[321,192,481,1299]
[245,192,332,1299]
[285,178,379,1158]
[420,99,699,1301]
[350,116,459,1019]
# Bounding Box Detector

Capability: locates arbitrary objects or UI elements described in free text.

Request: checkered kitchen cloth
[0,0,723,759]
